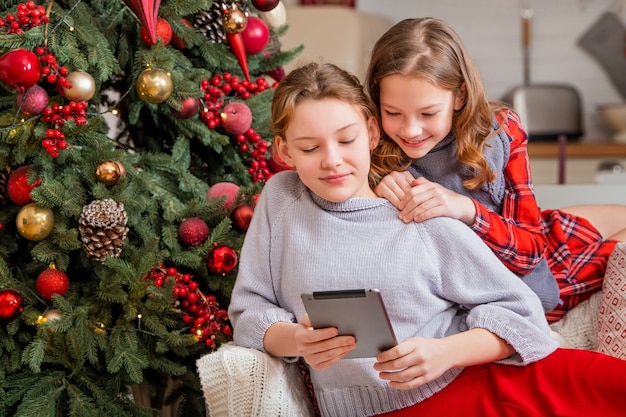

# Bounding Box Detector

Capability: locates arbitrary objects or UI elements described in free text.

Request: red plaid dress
[471,111,617,323]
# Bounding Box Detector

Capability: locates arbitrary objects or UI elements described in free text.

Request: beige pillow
[597,242,626,359]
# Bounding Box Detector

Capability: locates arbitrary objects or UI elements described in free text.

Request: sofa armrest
[197,343,316,417]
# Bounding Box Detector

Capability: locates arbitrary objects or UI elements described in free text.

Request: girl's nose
[321,145,342,169]
[401,118,423,138]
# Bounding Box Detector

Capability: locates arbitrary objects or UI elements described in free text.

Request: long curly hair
[366,17,509,190]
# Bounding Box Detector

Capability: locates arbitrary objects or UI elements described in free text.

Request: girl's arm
[470,110,547,274]
[264,319,357,369]
[374,328,514,390]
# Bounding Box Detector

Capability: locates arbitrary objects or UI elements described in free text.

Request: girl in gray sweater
[228,62,626,417]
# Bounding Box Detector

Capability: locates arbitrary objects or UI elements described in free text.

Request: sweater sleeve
[423,217,558,365]
[228,173,299,355]
[470,110,548,275]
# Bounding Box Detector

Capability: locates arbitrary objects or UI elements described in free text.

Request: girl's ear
[367,116,381,151]
[274,136,296,168]
[454,84,467,111]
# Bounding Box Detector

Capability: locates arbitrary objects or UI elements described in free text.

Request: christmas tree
[0,0,299,415]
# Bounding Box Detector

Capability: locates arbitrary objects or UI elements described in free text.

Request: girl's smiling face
[379,74,464,159]
[275,97,379,203]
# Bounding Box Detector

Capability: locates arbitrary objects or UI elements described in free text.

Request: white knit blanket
[197,342,315,417]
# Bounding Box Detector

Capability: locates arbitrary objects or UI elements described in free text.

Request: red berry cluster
[236,129,271,182]
[0,2,48,35]
[145,265,231,348]
[40,101,87,158]
[35,47,70,88]
[199,73,274,182]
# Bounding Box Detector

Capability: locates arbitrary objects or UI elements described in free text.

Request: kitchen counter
[528,142,626,158]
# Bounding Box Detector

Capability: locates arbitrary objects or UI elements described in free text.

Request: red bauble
[36,267,70,302]
[206,182,240,210]
[221,102,252,135]
[16,85,49,116]
[241,16,270,55]
[230,204,254,232]
[141,17,173,46]
[207,244,238,274]
[178,217,210,247]
[0,48,41,90]
[0,288,24,321]
[252,0,280,12]
[170,97,200,119]
[7,165,40,206]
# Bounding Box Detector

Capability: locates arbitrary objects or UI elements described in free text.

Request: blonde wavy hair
[366,17,509,190]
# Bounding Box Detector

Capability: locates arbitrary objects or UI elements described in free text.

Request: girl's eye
[384,110,400,116]
[301,147,317,153]
[423,111,438,117]
[340,138,356,145]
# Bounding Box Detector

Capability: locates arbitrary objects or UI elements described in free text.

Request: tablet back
[301,289,397,359]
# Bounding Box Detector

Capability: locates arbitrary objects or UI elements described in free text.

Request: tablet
[301,289,397,359]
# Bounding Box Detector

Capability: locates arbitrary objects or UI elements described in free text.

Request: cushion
[597,241,626,359]
[196,343,315,417]
[550,291,601,350]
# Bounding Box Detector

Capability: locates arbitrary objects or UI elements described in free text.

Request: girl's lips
[322,173,350,183]
[400,137,428,147]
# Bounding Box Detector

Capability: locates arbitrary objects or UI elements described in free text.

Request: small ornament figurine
[36,264,70,302]
[220,102,252,135]
[59,71,96,102]
[241,16,270,55]
[230,204,254,232]
[16,85,49,116]
[136,67,173,104]
[178,217,210,247]
[7,165,40,206]
[259,1,286,30]
[96,160,126,185]
[206,181,240,210]
[16,203,55,241]
[0,48,41,90]
[0,288,24,322]
[207,244,238,274]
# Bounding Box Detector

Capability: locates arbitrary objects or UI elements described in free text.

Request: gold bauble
[16,203,55,241]
[96,160,124,185]
[223,6,247,34]
[61,71,96,102]
[136,68,173,104]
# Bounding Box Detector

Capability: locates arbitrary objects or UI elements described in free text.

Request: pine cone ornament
[78,199,129,262]
[194,0,247,43]
[0,166,12,206]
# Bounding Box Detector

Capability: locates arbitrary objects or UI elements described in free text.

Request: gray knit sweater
[229,171,559,417]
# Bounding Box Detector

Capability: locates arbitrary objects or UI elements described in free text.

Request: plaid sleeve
[470,110,547,275]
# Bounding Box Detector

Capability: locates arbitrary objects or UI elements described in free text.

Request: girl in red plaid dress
[368,17,626,323]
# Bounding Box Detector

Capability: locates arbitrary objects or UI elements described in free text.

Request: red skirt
[376,348,626,417]
[540,209,618,323]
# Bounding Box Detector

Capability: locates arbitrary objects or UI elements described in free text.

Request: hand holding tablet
[301,289,398,359]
